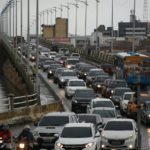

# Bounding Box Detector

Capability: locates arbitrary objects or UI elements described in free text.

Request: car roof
[68,79,84,82]
[45,112,76,117]
[91,98,112,102]
[64,123,93,128]
[124,91,135,95]
[107,118,135,122]
[92,107,115,110]
[114,87,131,90]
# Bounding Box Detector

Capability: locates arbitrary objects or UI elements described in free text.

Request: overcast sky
[0,0,149,37]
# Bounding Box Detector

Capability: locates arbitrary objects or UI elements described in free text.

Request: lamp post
[27,0,30,72]
[136,70,141,149]
[15,0,18,50]
[52,7,57,23]
[69,1,78,48]
[20,0,23,63]
[36,0,40,101]
[61,3,70,19]
[110,0,113,53]
[132,0,136,52]
[56,6,63,18]
[78,0,88,50]
[95,0,100,54]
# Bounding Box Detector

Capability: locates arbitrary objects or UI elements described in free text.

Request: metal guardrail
[0,93,38,112]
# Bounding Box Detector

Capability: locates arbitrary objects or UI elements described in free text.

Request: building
[41,25,55,39]
[118,10,150,37]
[55,18,68,38]
[41,17,68,40]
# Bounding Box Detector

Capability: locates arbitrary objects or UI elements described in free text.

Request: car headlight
[85,142,94,148]
[147,114,150,117]
[111,90,114,94]
[126,134,134,140]
[61,78,65,82]
[97,85,101,88]
[68,88,74,92]
[67,65,71,69]
[32,56,35,59]
[72,99,78,103]
[49,70,52,74]
[33,131,39,136]
[56,142,63,148]
[84,73,87,76]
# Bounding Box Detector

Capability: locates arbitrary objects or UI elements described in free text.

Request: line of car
[30,46,144,150]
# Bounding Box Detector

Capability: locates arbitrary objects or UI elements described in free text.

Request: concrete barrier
[0,101,63,125]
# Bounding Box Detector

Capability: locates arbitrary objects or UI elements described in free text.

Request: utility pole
[110,0,114,53]
[136,70,141,150]
[132,0,136,52]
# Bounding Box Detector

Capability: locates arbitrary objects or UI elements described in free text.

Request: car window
[69,81,85,86]
[78,116,97,124]
[61,127,92,138]
[93,101,114,108]
[75,90,95,97]
[62,71,76,76]
[114,89,131,96]
[93,109,116,118]
[104,121,133,130]
[38,116,69,126]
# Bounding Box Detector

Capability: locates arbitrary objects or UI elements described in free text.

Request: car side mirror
[95,132,100,138]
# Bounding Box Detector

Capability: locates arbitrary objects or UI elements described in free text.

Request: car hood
[102,130,135,139]
[34,126,63,133]
[61,76,78,80]
[67,86,87,91]
[57,137,94,145]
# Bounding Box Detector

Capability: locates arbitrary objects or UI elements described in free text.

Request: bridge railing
[0,93,39,112]
[0,33,35,94]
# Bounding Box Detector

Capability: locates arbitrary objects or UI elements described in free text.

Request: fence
[0,93,39,112]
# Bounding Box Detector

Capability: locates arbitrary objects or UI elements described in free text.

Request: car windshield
[104,121,133,130]
[95,76,110,82]
[69,81,85,86]
[49,64,61,69]
[109,81,127,88]
[92,109,116,118]
[62,71,76,76]
[61,127,92,138]
[72,54,79,56]
[82,66,94,72]
[114,89,131,96]
[124,94,134,100]
[38,116,69,126]
[89,70,104,76]
[78,116,97,124]
[67,60,79,64]
[75,90,95,97]
[93,101,114,108]
[44,61,54,65]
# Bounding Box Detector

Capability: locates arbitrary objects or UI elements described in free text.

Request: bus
[114,52,150,86]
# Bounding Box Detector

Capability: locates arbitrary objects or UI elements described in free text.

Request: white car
[90,107,118,124]
[120,92,135,113]
[70,52,80,59]
[49,51,57,59]
[33,112,78,149]
[87,97,115,113]
[100,118,138,150]
[65,58,79,69]
[65,79,87,99]
[57,70,78,88]
[54,123,101,150]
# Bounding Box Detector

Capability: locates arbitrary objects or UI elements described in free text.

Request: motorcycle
[0,137,11,150]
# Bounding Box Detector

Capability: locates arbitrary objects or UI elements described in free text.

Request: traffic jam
[11,45,150,150]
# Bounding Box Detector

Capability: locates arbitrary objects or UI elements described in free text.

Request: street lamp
[56,6,63,18]
[78,0,88,50]
[61,3,70,19]
[95,0,100,54]
[132,0,136,52]
[69,1,79,48]
[110,0,114,53]
[36,0,40,102]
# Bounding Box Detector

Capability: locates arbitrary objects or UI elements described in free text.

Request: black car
[71,88,96,113]
[141,101,150,125]
[47,64,62,78]
[110,87,132,106]
[77,113,103,130]
[92,75,112,92]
